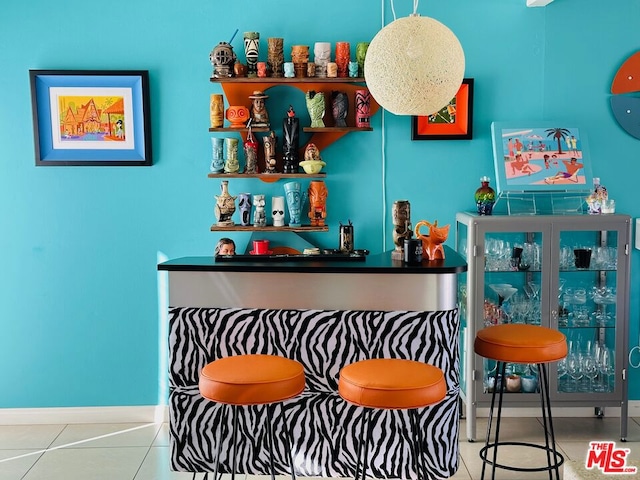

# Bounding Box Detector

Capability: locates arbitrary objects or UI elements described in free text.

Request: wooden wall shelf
[208,173,325,180]
[210,77,366,84]
[210,225,329,232]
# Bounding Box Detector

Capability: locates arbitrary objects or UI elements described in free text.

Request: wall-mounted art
[611,51,640,139]
[30,70,152,166]
[411,78,473,140]
[491,122,593,193]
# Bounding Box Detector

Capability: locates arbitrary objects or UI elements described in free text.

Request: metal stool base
[480,441,564,473]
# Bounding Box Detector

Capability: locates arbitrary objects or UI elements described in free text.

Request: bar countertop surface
[158,246,467,274]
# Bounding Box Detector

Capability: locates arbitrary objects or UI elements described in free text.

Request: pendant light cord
[381,0,387,251]
[390,0,420,20]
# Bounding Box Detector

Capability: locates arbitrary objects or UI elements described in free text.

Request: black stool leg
[354,408,372,480]
[230,404,238,480]
[481,361,506,480]
[538,363,562,480]
[277,402,296,480]
[210,403,228,480]
[266,403,276,480]
[410,409,427,479]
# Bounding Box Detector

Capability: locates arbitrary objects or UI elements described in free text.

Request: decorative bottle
[475,176,496,215]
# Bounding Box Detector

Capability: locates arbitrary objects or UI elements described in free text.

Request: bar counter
[159,247,467,478]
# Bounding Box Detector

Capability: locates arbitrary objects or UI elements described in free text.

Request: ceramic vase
[306,91,325,128]
[334,41,350,78]
[282,109,300,173]
[284,181,306,227]
[238,193,252,226]
[215,180,237,226]
[331,91,348,127]
[308,180,328,227]
[475,176,496,215]
[224,138,240,173]
[210,94,224,128]
[243,31,260,78]
[267,37,284,77]
[253,194,266,227]
[272,196,285,227]
[355,89,371,128]
[210,138,224,173]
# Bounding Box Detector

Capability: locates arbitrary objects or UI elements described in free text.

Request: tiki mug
[253,194,267,227]
[210,94,224,128]
[306,91,325,128]
[215,180,237,227]
[263,130,278,173]
[267,37,284,77]
[272,196,285,227]
[282,107,300,173]
[356,42,369,77]
[348,61,359,78]
[224,137,240,173]
[210,41,236,78]
[307,62,316,77]
[331,91,348,127]
[249,91,270,128]
[355,89,371,128]
[243,126,259,174]
[243,31,260,77]
[313,42,331,78]
[284,62,295,78]
[210,137,225,173]
[326,62,338,78]
[391,200,412,260]
[257,62,268,78]
[291,45,309,78]
[284,181,307,227]
[308,180,328,227]
[334,41,350,78]
[238,193,252,226]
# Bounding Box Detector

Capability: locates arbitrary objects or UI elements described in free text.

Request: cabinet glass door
[555,228,621,398]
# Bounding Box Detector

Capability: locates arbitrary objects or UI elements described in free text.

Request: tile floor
[0,417,639,479]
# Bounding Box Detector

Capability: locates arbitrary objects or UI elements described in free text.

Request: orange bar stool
[198,354,305,480]
[338,358,447,480]
[474,324,568,480]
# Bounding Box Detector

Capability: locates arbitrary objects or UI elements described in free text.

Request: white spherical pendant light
[364,14,465,116]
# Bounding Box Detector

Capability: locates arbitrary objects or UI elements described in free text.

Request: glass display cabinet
[456,212,632,442]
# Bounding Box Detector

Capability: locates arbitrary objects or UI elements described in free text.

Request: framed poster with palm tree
[491,122,593,193]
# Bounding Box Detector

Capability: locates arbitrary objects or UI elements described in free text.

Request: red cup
[253,239,270,255]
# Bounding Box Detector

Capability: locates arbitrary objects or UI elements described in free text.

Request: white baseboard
[0,405,168,425]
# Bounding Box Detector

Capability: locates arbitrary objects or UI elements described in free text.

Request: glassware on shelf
[591,286,616,327]
[489,283,517,306]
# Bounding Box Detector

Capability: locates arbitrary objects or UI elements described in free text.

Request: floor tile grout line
[0,422,158,464]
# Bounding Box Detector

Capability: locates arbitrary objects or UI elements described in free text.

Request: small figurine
[243,121,259,174]
[243,31,260,78]
[415,220,450,260]
[308,180,328,227]
[331,91,348,127]
[249,90,270,128]
[314,42,331,78]
[284,62,295,78]
[238,193,252,226]
[253,194,267,227]
[210,41,237,78]
[282,106,300,173]
[214,237,236,256]
[263,131,278,173]
[391,200,412,260]
[267,37,284,77]
[348,61,359,78]
[356,42,369,77]
[306,91,325,128]
[304,143,322,163]
[215,181,237,227]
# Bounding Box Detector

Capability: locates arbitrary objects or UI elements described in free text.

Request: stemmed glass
[599,347,615,392]
[582,355,599,392]
[566,353,583,392]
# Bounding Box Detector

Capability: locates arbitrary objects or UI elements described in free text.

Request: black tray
[215,253,366,262]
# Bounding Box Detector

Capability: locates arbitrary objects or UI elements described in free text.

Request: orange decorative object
[611,51,640,94]
[414,220,450,260]
[225,105,249,128]
[308,180,328,226]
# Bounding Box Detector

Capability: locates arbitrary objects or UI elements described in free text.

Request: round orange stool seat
[339,358,446,410]
[199,354,305,406]
[474,324,567,364]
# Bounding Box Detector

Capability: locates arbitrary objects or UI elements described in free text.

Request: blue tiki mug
[283,181,307,227]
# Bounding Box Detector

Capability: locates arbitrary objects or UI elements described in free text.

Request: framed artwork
[411,78,474,140]
[30,70,152,166]
[491,122,593,193]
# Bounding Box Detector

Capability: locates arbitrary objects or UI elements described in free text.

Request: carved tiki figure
[308,180,328,227]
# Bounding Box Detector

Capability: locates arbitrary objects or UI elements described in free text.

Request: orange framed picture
[411,78,474,140]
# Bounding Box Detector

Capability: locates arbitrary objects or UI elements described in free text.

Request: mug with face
[272,196,285,227]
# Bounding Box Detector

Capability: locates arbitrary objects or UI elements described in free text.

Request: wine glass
[566,353,583,392]
[582,355,598,392]
[599,347,615,392]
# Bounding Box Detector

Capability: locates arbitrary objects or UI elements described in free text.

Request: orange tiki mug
[414,220,450,260]
[308,180,328,226]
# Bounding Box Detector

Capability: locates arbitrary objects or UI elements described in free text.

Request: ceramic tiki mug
[263,130,278,173]
[210,137,224,173]
[284,181,307,227]
[308,180,328,227]
[267,37,284,77]
[348,61,359,78]
[314,42,331,78]
[415,220,450,260]
[282,107,300,173]
[238,193,252,226]
[334,41,350,78]
[356,42,369,77]
[271,196,285,227]
[243,31,260,78]
[215,180,237,227]
[210,41,236,78]
[224,137,240,173]
[210,94,224,128]
[253,194,267,227]
[306,91,325,128]
[391,200,412,260]
[226,105,249,128]
[355,89,371,128]
[284,62,295,78]
[331,91,348,127]
[243,126,259,174]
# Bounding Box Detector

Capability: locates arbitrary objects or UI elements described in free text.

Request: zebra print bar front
[169,307,460,478]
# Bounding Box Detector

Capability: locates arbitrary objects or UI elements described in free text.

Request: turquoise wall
[1,0,638,407]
